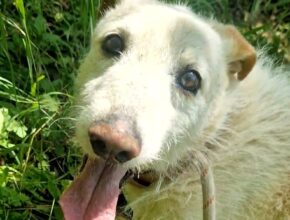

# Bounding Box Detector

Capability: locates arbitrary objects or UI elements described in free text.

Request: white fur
[75,0,290,219]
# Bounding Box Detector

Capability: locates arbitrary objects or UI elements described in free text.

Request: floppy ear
[214,25,256,80]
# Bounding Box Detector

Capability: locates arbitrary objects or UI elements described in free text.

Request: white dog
[60,0,290,219]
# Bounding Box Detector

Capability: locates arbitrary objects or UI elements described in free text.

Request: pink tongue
[59,158,126,220]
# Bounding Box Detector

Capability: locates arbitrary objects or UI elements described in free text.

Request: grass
[0,0,289,219]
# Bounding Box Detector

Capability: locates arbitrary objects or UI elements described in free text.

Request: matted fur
[74,0,290,219]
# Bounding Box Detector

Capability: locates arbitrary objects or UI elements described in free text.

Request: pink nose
[88,121,141,163]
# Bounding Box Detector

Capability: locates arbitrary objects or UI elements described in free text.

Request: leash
[194,151,216,220]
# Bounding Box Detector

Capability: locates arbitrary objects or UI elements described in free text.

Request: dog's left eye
[178,70,201,94]
[102,34,124,56]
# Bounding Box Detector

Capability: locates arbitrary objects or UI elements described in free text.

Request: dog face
[74,0,255,171]
[60,1,257,219]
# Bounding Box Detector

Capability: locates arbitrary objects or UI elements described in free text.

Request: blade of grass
[15,0,36,96]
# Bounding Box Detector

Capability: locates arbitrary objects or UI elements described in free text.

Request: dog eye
[178,70,201,94]
[102,34,124,56]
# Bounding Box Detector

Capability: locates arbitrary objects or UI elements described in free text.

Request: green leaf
[42,33,61,44]
[6,119,27,138]
[39,94,60,112]
[0,187,30,207]
[48,180,60,199]
[0,108,5,132]
[34,15,47,35]
[0,139,15,148]
[31,74,45,96]
[0,108,27,139]
[0,167,9,186]
[13,124,27,138]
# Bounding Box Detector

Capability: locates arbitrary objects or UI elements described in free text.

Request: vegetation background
[0,0,289,219]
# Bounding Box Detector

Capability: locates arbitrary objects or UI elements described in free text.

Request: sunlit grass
[0,0,100,219]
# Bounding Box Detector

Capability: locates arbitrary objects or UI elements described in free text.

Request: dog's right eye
[101,34,124,56]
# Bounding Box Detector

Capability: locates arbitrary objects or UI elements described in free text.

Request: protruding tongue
[59,158,126,220]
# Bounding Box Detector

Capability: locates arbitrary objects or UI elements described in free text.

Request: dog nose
[88,121,141,163]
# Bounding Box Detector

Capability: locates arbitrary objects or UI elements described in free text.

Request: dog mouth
[59,157,126,220]
[125,170,158,188]
[59,156,157,220]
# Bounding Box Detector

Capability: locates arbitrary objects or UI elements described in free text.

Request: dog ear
[215,25,256,80]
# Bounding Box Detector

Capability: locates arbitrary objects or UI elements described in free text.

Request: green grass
[0,0,289,219]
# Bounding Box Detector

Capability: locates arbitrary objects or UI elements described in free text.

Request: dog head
[60,1,256,219]
[75,0,256,170]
